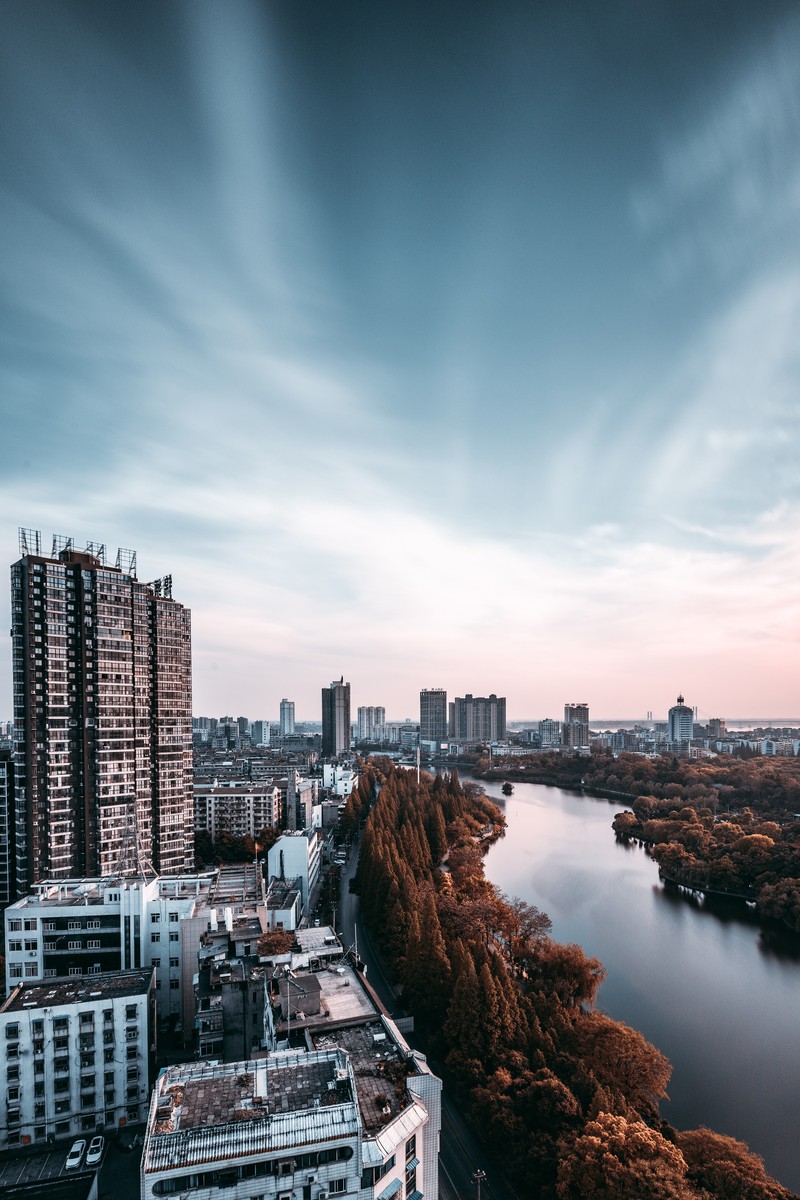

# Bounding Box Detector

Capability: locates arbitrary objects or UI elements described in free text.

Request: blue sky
[2,0,799,720]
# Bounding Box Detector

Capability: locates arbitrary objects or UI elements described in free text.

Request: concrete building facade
[0,968,154,1149]
[10,531,193,893]
[321,678,350,757]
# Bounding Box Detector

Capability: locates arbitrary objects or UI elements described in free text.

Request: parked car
[86,1135,105,1167]
[65,1139,87,1170]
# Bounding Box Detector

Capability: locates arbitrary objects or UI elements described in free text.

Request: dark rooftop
[1,969,153,1012]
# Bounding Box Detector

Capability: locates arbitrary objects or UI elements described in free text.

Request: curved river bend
[479,777,800,1191]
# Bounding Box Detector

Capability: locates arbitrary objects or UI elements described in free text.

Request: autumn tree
[556,1112,698,1200]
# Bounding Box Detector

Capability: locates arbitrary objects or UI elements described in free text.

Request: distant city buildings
[420,688,448,743]
[538,718,562,747]
[449,693,507,742]
[279,697,295,737]
[322,677,351,756]
[10,529,193,896]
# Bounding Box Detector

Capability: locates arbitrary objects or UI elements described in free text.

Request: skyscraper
[420,688,448,743]
[321,677,350,756]
[667,694,694,749]
[279,698,295,737]
[357,706,386,742]
[10,530,193,893]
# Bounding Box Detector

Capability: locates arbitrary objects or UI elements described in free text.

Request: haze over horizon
[2,1,800,720]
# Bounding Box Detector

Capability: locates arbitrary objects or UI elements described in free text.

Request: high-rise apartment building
[563,702,590,749]
[420,688,448,743]
[321,677,350,756]
[10,530,193,893]
[279,698,295,737]
[449,694,506,742]
[356,705,386,742]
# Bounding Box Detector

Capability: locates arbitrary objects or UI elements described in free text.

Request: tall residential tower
[10,530,193,893]
[420,688,448,743]
[321,677,350,756]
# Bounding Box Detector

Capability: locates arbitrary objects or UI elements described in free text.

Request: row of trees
[355,761,795,1199]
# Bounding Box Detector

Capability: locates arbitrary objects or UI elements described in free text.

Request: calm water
[479,778,800,1191]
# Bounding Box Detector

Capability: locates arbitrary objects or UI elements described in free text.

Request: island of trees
[478,751,800,933]
[347,760,795,1200]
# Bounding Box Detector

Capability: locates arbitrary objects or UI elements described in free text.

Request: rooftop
[1,968,153,1012]
[144,1051,359,1173]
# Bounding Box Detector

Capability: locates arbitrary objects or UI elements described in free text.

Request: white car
[86,1135,105,1167]
[65,1139,86,1170]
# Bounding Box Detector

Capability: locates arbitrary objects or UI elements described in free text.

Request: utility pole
[473,1169,487,1200]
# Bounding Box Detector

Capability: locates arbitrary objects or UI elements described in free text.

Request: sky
[2,0,800,722]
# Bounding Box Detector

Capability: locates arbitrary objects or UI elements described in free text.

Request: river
[478,777,800,1192]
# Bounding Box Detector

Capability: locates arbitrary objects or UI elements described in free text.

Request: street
[336,835,521,1200]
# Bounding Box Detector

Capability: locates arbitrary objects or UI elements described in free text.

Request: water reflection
[477,775,800,1192]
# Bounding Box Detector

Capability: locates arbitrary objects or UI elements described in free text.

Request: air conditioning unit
[306,1175,317,1185]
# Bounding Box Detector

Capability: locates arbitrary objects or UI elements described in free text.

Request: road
[336,837,521,1200]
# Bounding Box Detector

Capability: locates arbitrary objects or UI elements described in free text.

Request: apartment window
[87,939,101,949]
[7,1086,20,1101]
[104,1049,114,1064]
[55,1120,71,1134]
[105,1071,115,1085]
[169,957,179,968]
[125,1005,137,1020]
[127,1106,139,1121]
[5,1023,19,1040]
[24,939,38,951]
[68,940,81,950]
[7,1065,19,1081]
[8,919,22,932]
[151,933,160,943]
[329,1182,346,1196]
[87,919,101,929]
[170,979,179,991]
[9,965,22,979]
[151,957,160,968]
[169,932,179,942]
[7,1110,20,1126]
[6,1043,19,1059]
[69,967,83,976]
[23,918,37,931]
[8,940,22,952]
[126,1046,138,1060]
[150,913,160,924]
[43,922,55,931]
[68,920,82,930]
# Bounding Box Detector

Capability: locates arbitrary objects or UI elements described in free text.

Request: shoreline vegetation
[476,753,800,935]
[348,760,795,1200]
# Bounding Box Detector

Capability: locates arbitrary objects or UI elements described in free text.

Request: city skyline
[2,2,800,719]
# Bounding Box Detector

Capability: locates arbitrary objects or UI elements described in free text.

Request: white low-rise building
[0,969,154,1150]
[267,831,322,913]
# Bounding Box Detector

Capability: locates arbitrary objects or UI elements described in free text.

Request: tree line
[353,760,795,1200]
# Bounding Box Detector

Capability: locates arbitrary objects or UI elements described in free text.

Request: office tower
[668,694,694,748]
[10,529,193,893]
[420,688,448,743]
[563,702,590,749]
[449,694,507,742]
[321,677,350,756]
[279,698,295,737]
[356,705,386,742]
